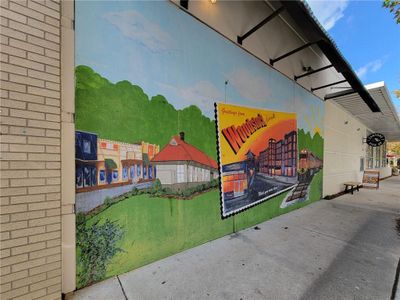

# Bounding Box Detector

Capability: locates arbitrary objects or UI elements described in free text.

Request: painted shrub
[75,0,324,288]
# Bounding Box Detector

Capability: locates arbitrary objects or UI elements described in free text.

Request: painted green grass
[78,171,322,283]
[84,190,233,279]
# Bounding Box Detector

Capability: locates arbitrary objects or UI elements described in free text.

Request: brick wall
[0,0,63,299]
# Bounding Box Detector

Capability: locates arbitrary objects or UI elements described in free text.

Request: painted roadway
[72,176,400,300]
[224,174,295,214]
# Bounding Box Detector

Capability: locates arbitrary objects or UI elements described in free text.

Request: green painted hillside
[75,65,217,159]
[298,128,324,159]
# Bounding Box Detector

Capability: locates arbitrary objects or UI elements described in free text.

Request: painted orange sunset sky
[217,103,297,165]
[235,119,296,161]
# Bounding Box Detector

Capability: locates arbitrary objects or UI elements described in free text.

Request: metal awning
[178,0,386,115]
[277,1,381,113]
[327,82,400,141]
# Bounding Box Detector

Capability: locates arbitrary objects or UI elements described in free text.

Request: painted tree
[383,0,400,24]
[75,65,218,160]
[76,214,124,288]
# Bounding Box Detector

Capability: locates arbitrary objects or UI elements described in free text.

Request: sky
[75,1,324,134]
[307,0,400,114]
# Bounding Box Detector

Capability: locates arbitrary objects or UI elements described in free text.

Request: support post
[294,64,333,81]
[311,79,348,92]
[270,42,317,66]
[324,89,357,100]
[237,7,285,45]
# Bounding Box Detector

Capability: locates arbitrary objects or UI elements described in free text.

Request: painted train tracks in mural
[280,149,323,208]
[222,147,323,214]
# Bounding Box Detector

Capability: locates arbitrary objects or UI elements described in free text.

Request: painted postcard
[216,103,298,217]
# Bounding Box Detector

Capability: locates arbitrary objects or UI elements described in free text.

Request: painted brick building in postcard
[259,130,298,177]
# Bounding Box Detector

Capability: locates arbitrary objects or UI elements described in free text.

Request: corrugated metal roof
[328,82,400,141]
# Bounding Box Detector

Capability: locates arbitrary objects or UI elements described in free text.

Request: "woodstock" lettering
[221,114,267,154]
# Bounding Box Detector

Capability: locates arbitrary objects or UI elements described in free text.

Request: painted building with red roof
[151,132,218,189]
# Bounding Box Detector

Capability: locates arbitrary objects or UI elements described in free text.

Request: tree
[383,0,400,24]
[388,142,400,155]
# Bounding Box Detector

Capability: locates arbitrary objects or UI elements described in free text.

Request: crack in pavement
[117,276,128,300]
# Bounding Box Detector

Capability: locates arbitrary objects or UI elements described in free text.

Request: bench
[343,182,361,195]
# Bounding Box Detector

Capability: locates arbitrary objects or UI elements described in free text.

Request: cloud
[227,69,271,102]
[158,81,223,115]
[103,10,174,52]
[307,0,349,30]
[356,59,384,79]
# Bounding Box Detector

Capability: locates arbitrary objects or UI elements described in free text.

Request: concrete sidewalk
[72,176,400,300]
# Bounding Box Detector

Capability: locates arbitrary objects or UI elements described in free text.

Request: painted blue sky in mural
[76,1,323,134]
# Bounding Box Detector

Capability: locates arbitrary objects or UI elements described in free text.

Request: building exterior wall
[323,100,368,196]
[323,100,392,196]
[60,0,75,295]
[175,0,344,100]
[0,0,64,298]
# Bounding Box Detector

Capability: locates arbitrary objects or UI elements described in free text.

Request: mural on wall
[75,0,324,288]
[216,104,299,217]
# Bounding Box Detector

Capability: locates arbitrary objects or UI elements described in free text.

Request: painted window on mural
[177,165,185,183]
[76,167,83,188]
[143,165,147,179]
[122,167,128,181]
[188,165,193,182]
[91,167,97,186]
[112,170,118,182]
[99,170,106,183]
[137,164,141,177]
[148,165,153,179]
[130,166,135,179]
[83,139,91,154]
[83,166,91,187]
